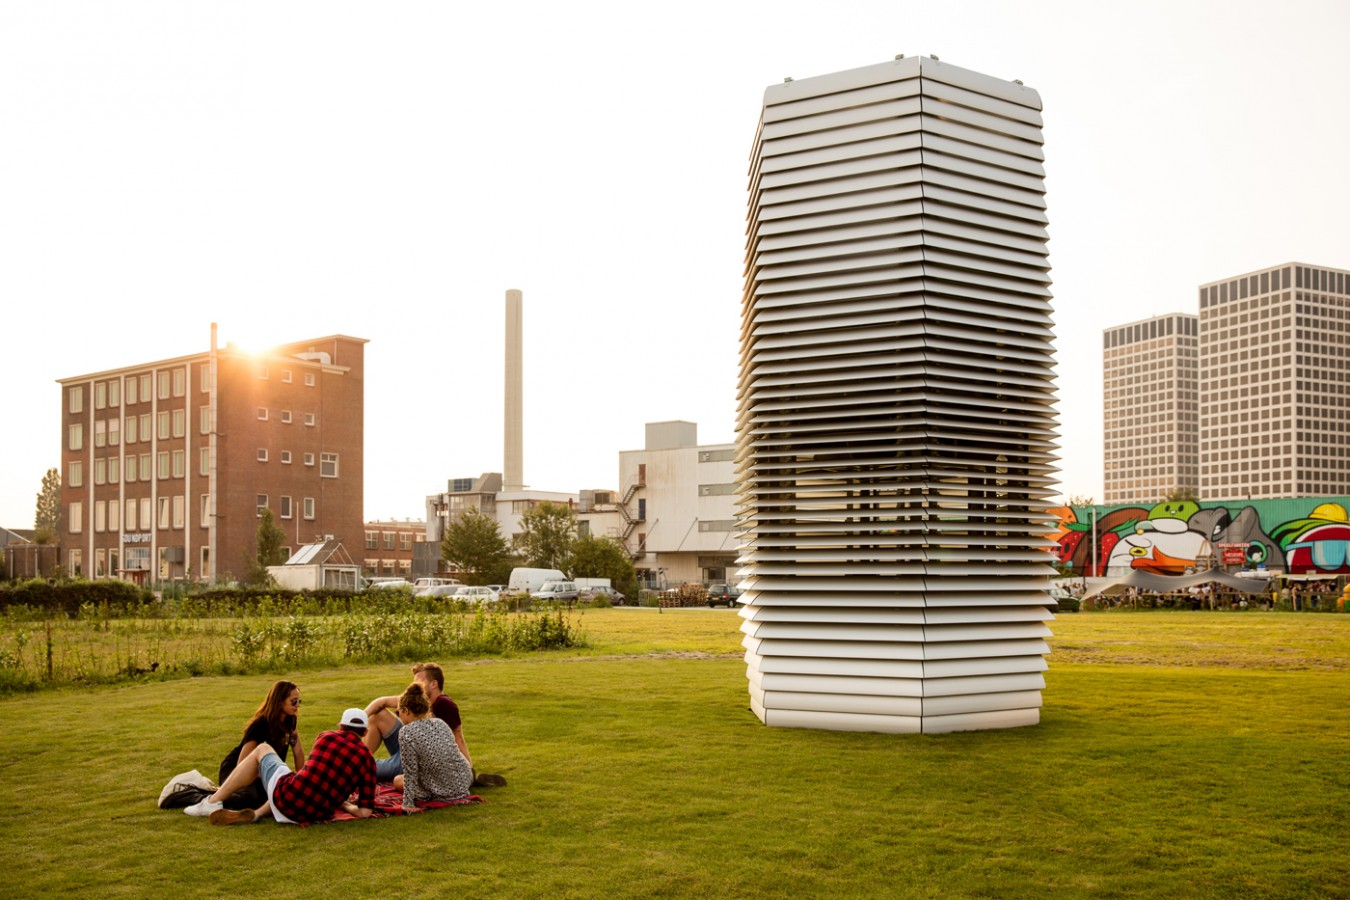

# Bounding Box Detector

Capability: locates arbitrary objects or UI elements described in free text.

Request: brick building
[57,332,366,583]
[362,519,426,579]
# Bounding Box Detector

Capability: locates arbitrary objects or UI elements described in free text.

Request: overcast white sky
[2,0,1348,527]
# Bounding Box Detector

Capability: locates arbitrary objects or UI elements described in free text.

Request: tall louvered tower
[737,57,1058,734]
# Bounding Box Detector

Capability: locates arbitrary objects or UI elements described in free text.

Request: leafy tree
[34,468,61,541]
[1164,485,1198,503]
[441,508,515,585]
[516,501,577,571]
[1064,494,1095,509]
[569,534,638,598]
[245,508,287,585]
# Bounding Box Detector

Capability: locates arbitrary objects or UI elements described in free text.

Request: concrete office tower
[737,57,1058,734]
[1198,263,1350,499]
[1102,314,1199,505]
[504,288,524,492]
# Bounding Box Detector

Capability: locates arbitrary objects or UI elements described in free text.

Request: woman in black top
[218,680,307,808]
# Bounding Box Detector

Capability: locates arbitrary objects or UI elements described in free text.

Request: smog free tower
[737,56,1058,733]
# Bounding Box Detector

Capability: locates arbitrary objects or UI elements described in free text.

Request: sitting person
[185,708,376,826]
[391,681,474,813]
[217,680,307,809]
[363,662,470,777]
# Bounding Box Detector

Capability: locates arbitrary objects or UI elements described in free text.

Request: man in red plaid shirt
[187,708,377,825]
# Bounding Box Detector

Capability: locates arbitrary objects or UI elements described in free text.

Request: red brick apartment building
[363,520,426,579]
[57,333,365,583]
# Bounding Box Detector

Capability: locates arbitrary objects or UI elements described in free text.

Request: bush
[0,579,154,617]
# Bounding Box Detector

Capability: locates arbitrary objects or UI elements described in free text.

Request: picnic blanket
[298,783,483,826]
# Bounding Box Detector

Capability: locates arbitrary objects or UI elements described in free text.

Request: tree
[246,508,288,585]
[516,501,577,571]
[441,508,514,585]
[1063,494,1094,509]
[34,468,61,542]
[1163,485,1198,503]
[568,534,638,598]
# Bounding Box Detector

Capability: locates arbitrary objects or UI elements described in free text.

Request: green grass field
[0,609,1345,898]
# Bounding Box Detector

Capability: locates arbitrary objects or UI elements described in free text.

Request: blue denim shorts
[258,751,295,823]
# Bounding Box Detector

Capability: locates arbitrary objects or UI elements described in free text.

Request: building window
[399,532,412,551]
[126,415,137,444]
[69,423,83,451]
[95,500,106,533]
[158,371,170,400]
[305,373,316,387]
[200,494,210,527]
[280,450,292,464]
[172,449,184,478]
[108,458,119,484]
[109,499,119,533]
[68,460,82,487]
[172,409,185,438]
[320,453,338,478]
[140,497,151,529]
[365,531,378,550]
[303,497,315,520]
[126,377,138,405]
[158,411,170,439]
[279,496,293,519]
[95,382,106,410]
[280,410,292,424]
[257,407,268,421]
[125,458,136,483]
[172,368,185,397]
[199,363,210,392]
[95,419,106,447]
[200,406,211,435]
[304,452,315,467]
[281,370,292,383]
[140,373,152,403]
[383,531,396,550]
[108,379,120,407]
[304,413,316,427]
[199,447,209,476]
[69,501,83,533]
[256,494,268,516]
[139,413,150,440]
[69,385,83,414]
[158,497,171,529]
[257,448,269,462]
[108,417,120,446]
[173,494,185,529]
[95,458,106,485]
[68,548,82,576]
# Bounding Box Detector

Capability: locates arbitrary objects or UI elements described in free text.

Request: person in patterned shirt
[391,681,473,813]
[186,708,377,826]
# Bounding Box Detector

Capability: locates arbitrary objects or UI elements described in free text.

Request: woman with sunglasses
[392,681,472,813]
[215,680,308,811]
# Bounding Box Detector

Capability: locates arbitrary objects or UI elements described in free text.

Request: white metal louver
[737,57,1058,734]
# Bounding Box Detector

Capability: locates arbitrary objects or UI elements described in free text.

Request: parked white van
[508,567,566,594]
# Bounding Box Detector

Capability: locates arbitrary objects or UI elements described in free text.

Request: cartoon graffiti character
[1104,501,1208,576]
[1187,506,1284,573]
[1053,507,1149,576]
[1271,503,1350,575]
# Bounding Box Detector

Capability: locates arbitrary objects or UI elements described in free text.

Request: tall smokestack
[504,288,524,491]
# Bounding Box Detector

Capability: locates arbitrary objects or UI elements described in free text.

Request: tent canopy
[1085,568,1270,599]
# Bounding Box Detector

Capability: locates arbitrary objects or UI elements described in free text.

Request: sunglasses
[289,698,303,706]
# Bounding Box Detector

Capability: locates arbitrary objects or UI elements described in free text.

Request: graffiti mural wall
[1048,498,1350,578]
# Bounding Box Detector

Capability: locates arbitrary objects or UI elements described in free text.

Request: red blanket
[298,783,483,826]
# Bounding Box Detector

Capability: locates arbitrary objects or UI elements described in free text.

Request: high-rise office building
[1102,314,1199,504]
[1199,262,1350,499]
[58,332,366,583]
[738,57,1057,734]
[1102,263,1349,503]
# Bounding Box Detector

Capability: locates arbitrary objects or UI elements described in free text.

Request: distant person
[391,681,473,812]
[361,662,506,787]
[217,680,307,809]
[185,708,377,826]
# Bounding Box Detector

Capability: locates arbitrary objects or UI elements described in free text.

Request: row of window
[258,366,317,387]
[69,370,186,415]
[70,447,338,482]
[257,495,316,520]
[69,496,182,533]
[257,450,338,476]
[257,408,317,426]
[365,531,417,551]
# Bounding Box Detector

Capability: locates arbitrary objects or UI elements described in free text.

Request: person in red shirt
[186,708,377,826]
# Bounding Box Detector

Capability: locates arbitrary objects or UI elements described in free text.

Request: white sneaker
[184,797,224,817]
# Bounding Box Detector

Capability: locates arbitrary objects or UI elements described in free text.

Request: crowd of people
[183,662,504,826]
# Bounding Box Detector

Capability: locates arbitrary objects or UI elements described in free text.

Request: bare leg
[363,706,399,755]
[208,741,277,804]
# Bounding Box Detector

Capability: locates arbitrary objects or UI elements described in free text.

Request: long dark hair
[244,680,298,740]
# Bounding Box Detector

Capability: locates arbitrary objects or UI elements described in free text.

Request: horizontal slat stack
[737,57,1058,733]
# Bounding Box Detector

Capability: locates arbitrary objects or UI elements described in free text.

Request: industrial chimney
[504,288,524,491]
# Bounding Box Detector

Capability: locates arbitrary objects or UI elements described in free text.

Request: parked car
[579,588,626,604]
[706,583,741,608]
[531,580,579,601]
[415,584,463,598]
[366,577,412,591]
[413,577,461,589]
[451,586,500,603]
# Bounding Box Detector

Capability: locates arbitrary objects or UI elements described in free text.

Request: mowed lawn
[0,609,1346,898]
